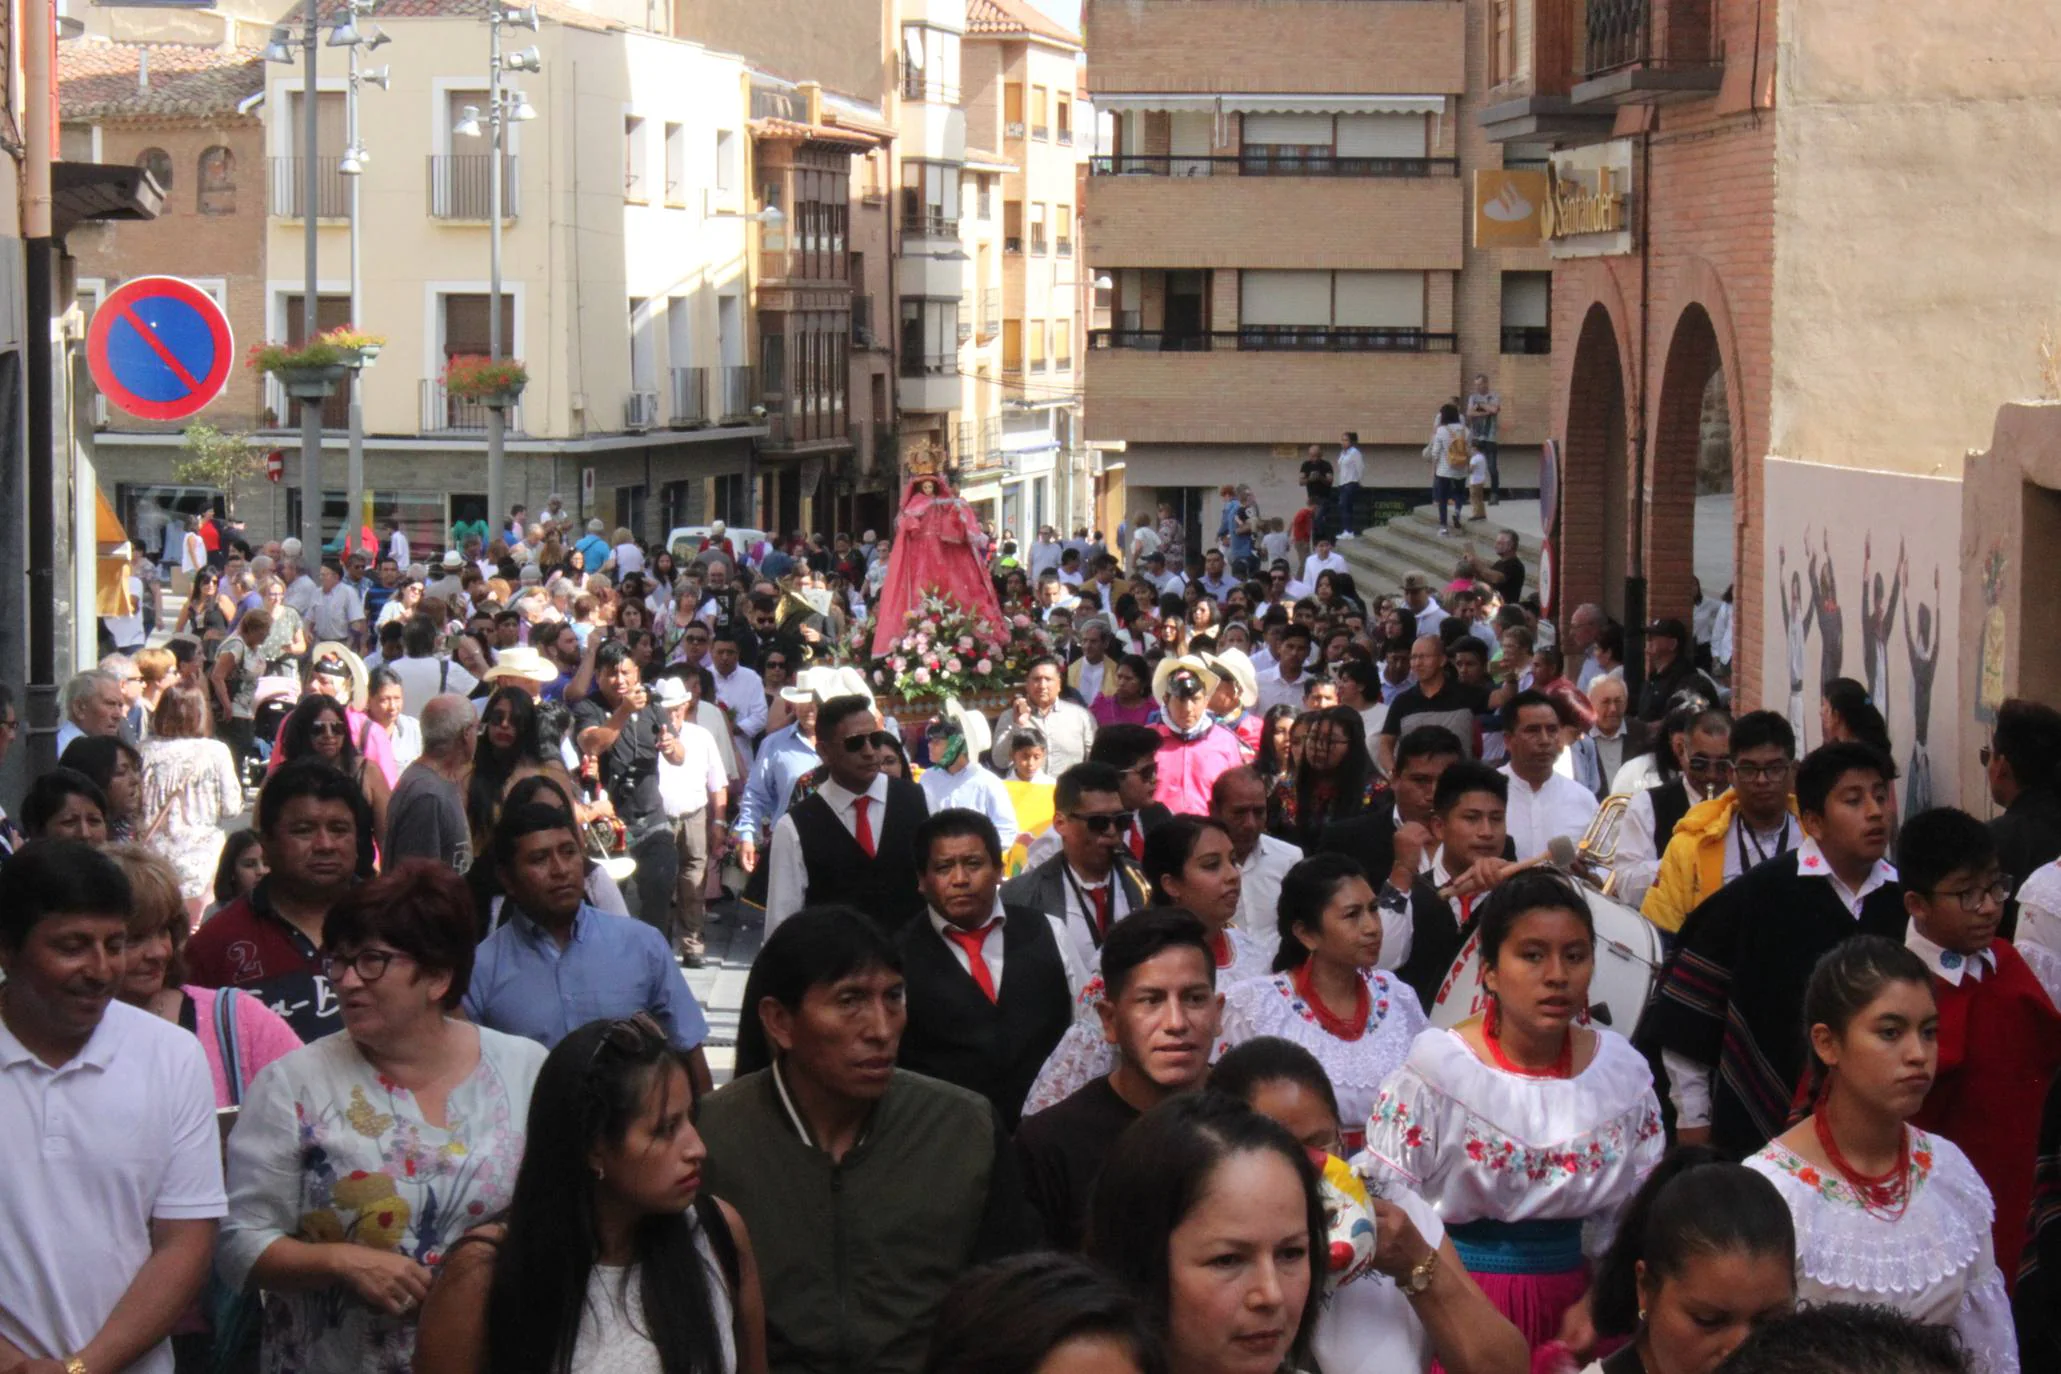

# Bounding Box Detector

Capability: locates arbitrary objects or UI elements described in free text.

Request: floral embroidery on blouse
[1759,1132,1937,1210]
[1365,1088,1664,1182]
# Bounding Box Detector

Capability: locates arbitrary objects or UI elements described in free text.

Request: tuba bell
[1572,793,1634,897]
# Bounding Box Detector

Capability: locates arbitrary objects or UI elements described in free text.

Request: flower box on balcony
[442,355,529,407]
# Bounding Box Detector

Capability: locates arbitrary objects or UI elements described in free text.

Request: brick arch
[1648,303,1723,622]
[1561,303,1632,621]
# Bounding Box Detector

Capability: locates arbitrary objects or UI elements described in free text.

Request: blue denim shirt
[464,903,709,1050]
[735,722,821,844]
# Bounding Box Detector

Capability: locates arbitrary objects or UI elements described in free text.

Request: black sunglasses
[841,730,896,754]
[1071,811,1137,834]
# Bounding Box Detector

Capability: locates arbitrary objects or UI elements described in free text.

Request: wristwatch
[65,1357,89,1374]
[1398,1245,1439,1297]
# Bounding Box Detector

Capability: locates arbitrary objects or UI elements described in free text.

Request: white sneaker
[1437,527,1452,538]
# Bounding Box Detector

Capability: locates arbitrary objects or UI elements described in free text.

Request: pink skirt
[1432,1266,1589,1374]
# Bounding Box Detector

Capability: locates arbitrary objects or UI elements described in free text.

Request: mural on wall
[1761,459,1963,812]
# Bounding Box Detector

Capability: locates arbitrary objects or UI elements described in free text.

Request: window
[1029,202,1047,254]
[1055,204,1072,256]
[1030,86,1049,139]
[668,293,693,374]
[1028,318,1045,371]
[1237,269,1428,348]
[624,115,648,201]
[1003,200,1023,252]
[663,123,685,205]
[1237,112,1431,174]
[439,292,515,361]
[198,146,235,215]
[1056,94,1072,145]
[979,174,994,220]
[1501,271,1552,353]
[715,129,737,193]
[899,298,960,375]
[629,297,656,389]
[1492,0,1516,86]
[139,147,174,193]
[1002,318,1022,372]
[1054,318,1072,370]
[1004,82,1025,138]
[900,160,960,237]
[901,24,960,103]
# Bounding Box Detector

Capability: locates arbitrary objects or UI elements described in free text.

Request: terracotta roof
[751,117,882,150]
[966,0,1081,48]
[59,40,266,121]
[360,0,620,33]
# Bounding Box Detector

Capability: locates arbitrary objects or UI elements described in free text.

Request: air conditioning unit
[625,390,658,432]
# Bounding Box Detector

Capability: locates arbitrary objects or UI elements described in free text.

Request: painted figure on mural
[1779,545,1811,748]
[869,469,1009,658]
[1861,534,1905,724]
[1977,547,2010,728]
[1805,528,1845,690]
[1902,558,1942,816]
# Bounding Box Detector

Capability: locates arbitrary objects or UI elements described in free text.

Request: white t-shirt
[0,1001,227,1374]
[1336,445,1365,485]
[612,542,646,576]
[658,718,727,818]
[1468,452,1489,488]
[388,654,480,717]
[101,574,147,647]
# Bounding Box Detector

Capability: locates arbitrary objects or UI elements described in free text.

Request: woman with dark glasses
[277,692,392,862]
[415,1013,768,1374]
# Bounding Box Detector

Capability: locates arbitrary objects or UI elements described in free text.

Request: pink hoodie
[1152,722,1247,816]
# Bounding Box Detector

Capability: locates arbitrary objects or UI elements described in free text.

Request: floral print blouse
[219,1023,547,1374]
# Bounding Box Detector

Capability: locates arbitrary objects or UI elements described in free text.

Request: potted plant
[442,354,528,408]
[248,338,352,398]
[319,324,387,368]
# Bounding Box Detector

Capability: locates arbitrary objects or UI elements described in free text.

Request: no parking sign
[85,276,234,422]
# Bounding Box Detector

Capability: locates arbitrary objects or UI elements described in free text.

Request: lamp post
[334,3,389,559]
[455,6,540,541]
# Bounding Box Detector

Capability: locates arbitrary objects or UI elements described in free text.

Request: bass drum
[1427,887,1667,1036]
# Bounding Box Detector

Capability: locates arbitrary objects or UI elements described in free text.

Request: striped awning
[1092,93,1445,117]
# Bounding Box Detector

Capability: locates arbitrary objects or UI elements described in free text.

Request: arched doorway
[1563,304,1629,620]
[1652,305,1730,635]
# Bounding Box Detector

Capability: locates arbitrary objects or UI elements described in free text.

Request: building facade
[1081,0,1553,551]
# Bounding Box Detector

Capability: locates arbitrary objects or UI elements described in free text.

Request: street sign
[1539,438,1561,537]
[265,449,284,484]
[85,276,234,423]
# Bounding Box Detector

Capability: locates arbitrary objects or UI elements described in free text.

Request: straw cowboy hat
[938,696,993,758]
[780,664,839,704]
[481,645,556,686]
[306,642,368,709]
[1150,653,1221,708]
[1201,647,1260,710]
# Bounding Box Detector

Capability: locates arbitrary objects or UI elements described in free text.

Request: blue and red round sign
[86,275,234,422]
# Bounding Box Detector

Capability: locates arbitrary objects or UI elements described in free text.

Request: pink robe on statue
[871,477,1009,657]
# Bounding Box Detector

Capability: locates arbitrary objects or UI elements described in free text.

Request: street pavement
[684,896,764,1085]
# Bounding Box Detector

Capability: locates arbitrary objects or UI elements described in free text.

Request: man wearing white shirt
[1580,676,1638,799]
[1056,548,1086,587]
[1256,624,1316,715]
[386,519,410,568]
[0,843,226,1374]
[654,675,727,966]
[388,616,480,716]
[307,560,368,648]
[280,541,320,620]
[1334,431,1365,538]
[1498,691,1600,858]
[1211,767,1304,963]
[707,629,766,740]
[917,710,1019,849]
[764,697,930,933]
[1144,551,1185,597]
[1567,602,1608,691]
[1400,572,1449,640]
[1301,536,1347,588]
[1067,619,1115,704]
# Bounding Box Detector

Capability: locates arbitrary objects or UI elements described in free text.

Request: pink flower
[945,656,963,673]
[975,658,993,674]
[873,669,887,684]
[913,666,932,685]
[900,635,916,652]
[958,635,975,652]
[1012,614,1032,630]
[889,656,907,672]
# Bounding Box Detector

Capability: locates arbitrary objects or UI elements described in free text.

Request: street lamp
[479,4,543,538]
[263,1,331,552]
[335,0,391,562]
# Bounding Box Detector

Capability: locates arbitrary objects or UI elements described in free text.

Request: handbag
[206,990,262,1374]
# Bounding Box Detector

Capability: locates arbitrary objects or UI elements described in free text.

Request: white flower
[913,666,932,685]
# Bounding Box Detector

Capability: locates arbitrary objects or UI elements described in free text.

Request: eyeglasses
[321,947,414,983]
[0,717,17,731]
[1732,760,1794,783]
[1119,763,1160,782]
[1685,754,1734,776]
[309,721,348,738]
[764,659,788,671]
[1928,876,2013,913]
[841,730,895,754]
[1070,811,1137,834]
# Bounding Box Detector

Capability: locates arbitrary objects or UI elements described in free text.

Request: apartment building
[1081,0,1552,550]
[960,0,1088,540]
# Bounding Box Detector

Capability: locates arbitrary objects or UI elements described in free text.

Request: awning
[1093,93,1445,117]
[94,486,134,617]
[964,150,1021,174]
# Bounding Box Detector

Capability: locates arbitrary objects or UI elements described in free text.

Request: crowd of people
[2,480,2057,1374]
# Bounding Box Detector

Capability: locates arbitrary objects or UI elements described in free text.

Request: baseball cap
[1401,572,1432,593]
[1645,617,1690,643]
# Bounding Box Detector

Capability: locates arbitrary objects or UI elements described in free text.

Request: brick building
[1082,0,1554,547]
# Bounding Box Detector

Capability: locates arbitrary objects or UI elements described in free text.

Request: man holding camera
[574,640,680,933]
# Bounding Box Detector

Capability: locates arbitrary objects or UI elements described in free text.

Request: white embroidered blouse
[1745,1130,2018,1373]
[1219,967,1426,1149]
[1358,1027,1664,1260]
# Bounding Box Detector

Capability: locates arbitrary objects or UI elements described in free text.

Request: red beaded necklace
[1207,929,1233,969]
[1484,1022,1574,1078]
[1812,1112,1912,1222]
[1292,962,1369,1042]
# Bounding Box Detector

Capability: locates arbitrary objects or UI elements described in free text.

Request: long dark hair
[470,686,542,839]
[1291,706,1372,842]
[923,1252,1167,1374]
[1255,704,1298,781]
[1140,815,1231,905]
[280,694,361,767]
[481,1017,730,1374]
[1270,853,1371,973]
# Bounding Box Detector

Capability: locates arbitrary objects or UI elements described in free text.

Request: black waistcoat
[787,777,929,931]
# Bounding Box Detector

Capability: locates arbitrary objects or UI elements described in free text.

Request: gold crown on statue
[905,445,947,477]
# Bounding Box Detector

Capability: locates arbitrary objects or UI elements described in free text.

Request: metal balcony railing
[900,69,960,103]
[1088,327,1459,354]
[420,378,523,434]
[1056,237,1073,257]
[902,212,960,239]
[267,156,350,219]
[625,390,659,430]
[901,351,956,378]
[1585,0,1718,76]
[979,287,1001,338]
[713,365,754,421]
[1089,153,1460,178]
[1056,127,1073,146]
[264,375,348,430]
[1030,231,1048,255]
[428,155,520,220]
[1501,326,1552,355]
[1004,234,1023,253]
[1030,124,1049,141]
[1005,121,1026,140]
[670,368,710,426]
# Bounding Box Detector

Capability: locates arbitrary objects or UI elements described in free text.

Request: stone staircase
[1338,505,1543,605]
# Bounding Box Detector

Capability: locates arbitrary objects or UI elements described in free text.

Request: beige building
[1082,0,1552,552]
[959,0,1089,540]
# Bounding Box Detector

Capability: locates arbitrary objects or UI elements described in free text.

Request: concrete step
[1338,504,1541,606]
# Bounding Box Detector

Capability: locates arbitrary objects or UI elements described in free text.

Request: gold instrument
[1573,793,1635,897]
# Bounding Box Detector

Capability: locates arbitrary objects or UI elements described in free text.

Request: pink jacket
[1152,723,1247,817]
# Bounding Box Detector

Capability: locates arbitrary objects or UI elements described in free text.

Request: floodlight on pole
[362,64,390,89]
[263,27,295,62]
[363,24,392,49]
[453,104,483,138]
[505,4,539,29]
[327,15,362,45]
[339,145,365,175]
[504,45,541,72]
[509,90,538,121]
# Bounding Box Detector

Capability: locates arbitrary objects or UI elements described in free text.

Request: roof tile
[59,40,266,121]
[965,0,1081,47]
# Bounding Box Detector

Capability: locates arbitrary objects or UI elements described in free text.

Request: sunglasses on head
[841,730,895,754]
[1071,810,1137,833]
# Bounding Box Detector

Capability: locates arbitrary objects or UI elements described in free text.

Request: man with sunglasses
[1604,703,1733,911]
[1003,762,1148,969]
[764,694,929,934]
[1643,711,1801,934]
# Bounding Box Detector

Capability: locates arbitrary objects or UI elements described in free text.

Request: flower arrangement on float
[848,590,1054,705]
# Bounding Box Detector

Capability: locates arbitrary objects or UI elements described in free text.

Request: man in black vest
[763,693,928,933]
[896,809,1079,1128]
[1606,704,1732,909]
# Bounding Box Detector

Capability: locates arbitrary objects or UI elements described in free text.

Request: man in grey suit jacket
[1000,762,1148,970]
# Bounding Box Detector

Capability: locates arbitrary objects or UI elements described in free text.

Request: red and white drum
[1427,888,1667,1036]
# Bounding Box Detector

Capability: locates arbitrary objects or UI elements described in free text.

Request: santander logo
[1483,182,1535,223]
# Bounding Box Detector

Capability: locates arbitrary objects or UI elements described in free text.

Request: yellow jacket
[1641,790,1802,933]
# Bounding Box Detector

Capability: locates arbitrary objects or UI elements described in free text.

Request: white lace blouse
[1358,1027,1664,1260]
[1220,967,1426,1149]
[1745,1131,2018,1373]
[1019,927,1268,1119]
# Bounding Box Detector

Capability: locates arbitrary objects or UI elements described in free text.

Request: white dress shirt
[929,898,1091,1002]
[713,664,767,739]
[1498,764,1601,859]
[1055,860,1137,971]
[1256,666,1311,715]
[389,530,409,566]
[1792,836,1898,916]
[1906,928,1996,987]
[658,718,727,819]
[1302,551,1347,585]
[1075,657,1108,703]
[1233,833,1302,961]
[918,761,1020,850]
[1587,724,1631,789]
[1413,602,1449,639]
[308,581,365,642]
[764,774,902,933]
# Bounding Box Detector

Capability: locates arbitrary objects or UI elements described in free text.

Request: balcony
[900,352,959,412]
[901,351,955,379]
[1030,231,1048,255]
[979,287,1000,338]
[267,156,350,219]
[902,211,960,240]
[1005,121,1026,141]
[420,379,524,435]
[1004,235,1023,254]
[1090,153,1460,179]
[1085,346,1461,447]
[1091,172,1464,269]
[1090,327,1456,354]
[625,390,659,431]
[852,294,880,348]
[901,68,960,104]
[665,366,756,426]
[1056,237,1073,258]
[957,315,975,344]
[428,155,520,220]
[1031,124,1049,141]
[1056,127,1073,146]
[1574,0,1723,105]
[670,368,710,426]
[955,418,1005,477]
[1502,326,1552,355]
[712,366,754,421]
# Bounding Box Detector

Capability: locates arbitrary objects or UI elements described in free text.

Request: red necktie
[1090,884,1111,936]
[1129,823,1145,861]
[943,921,999,1002]
[852,795,875,858]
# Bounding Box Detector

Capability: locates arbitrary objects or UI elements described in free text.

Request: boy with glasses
[1643,710,1801,933]
[1902,806,2061,1284]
